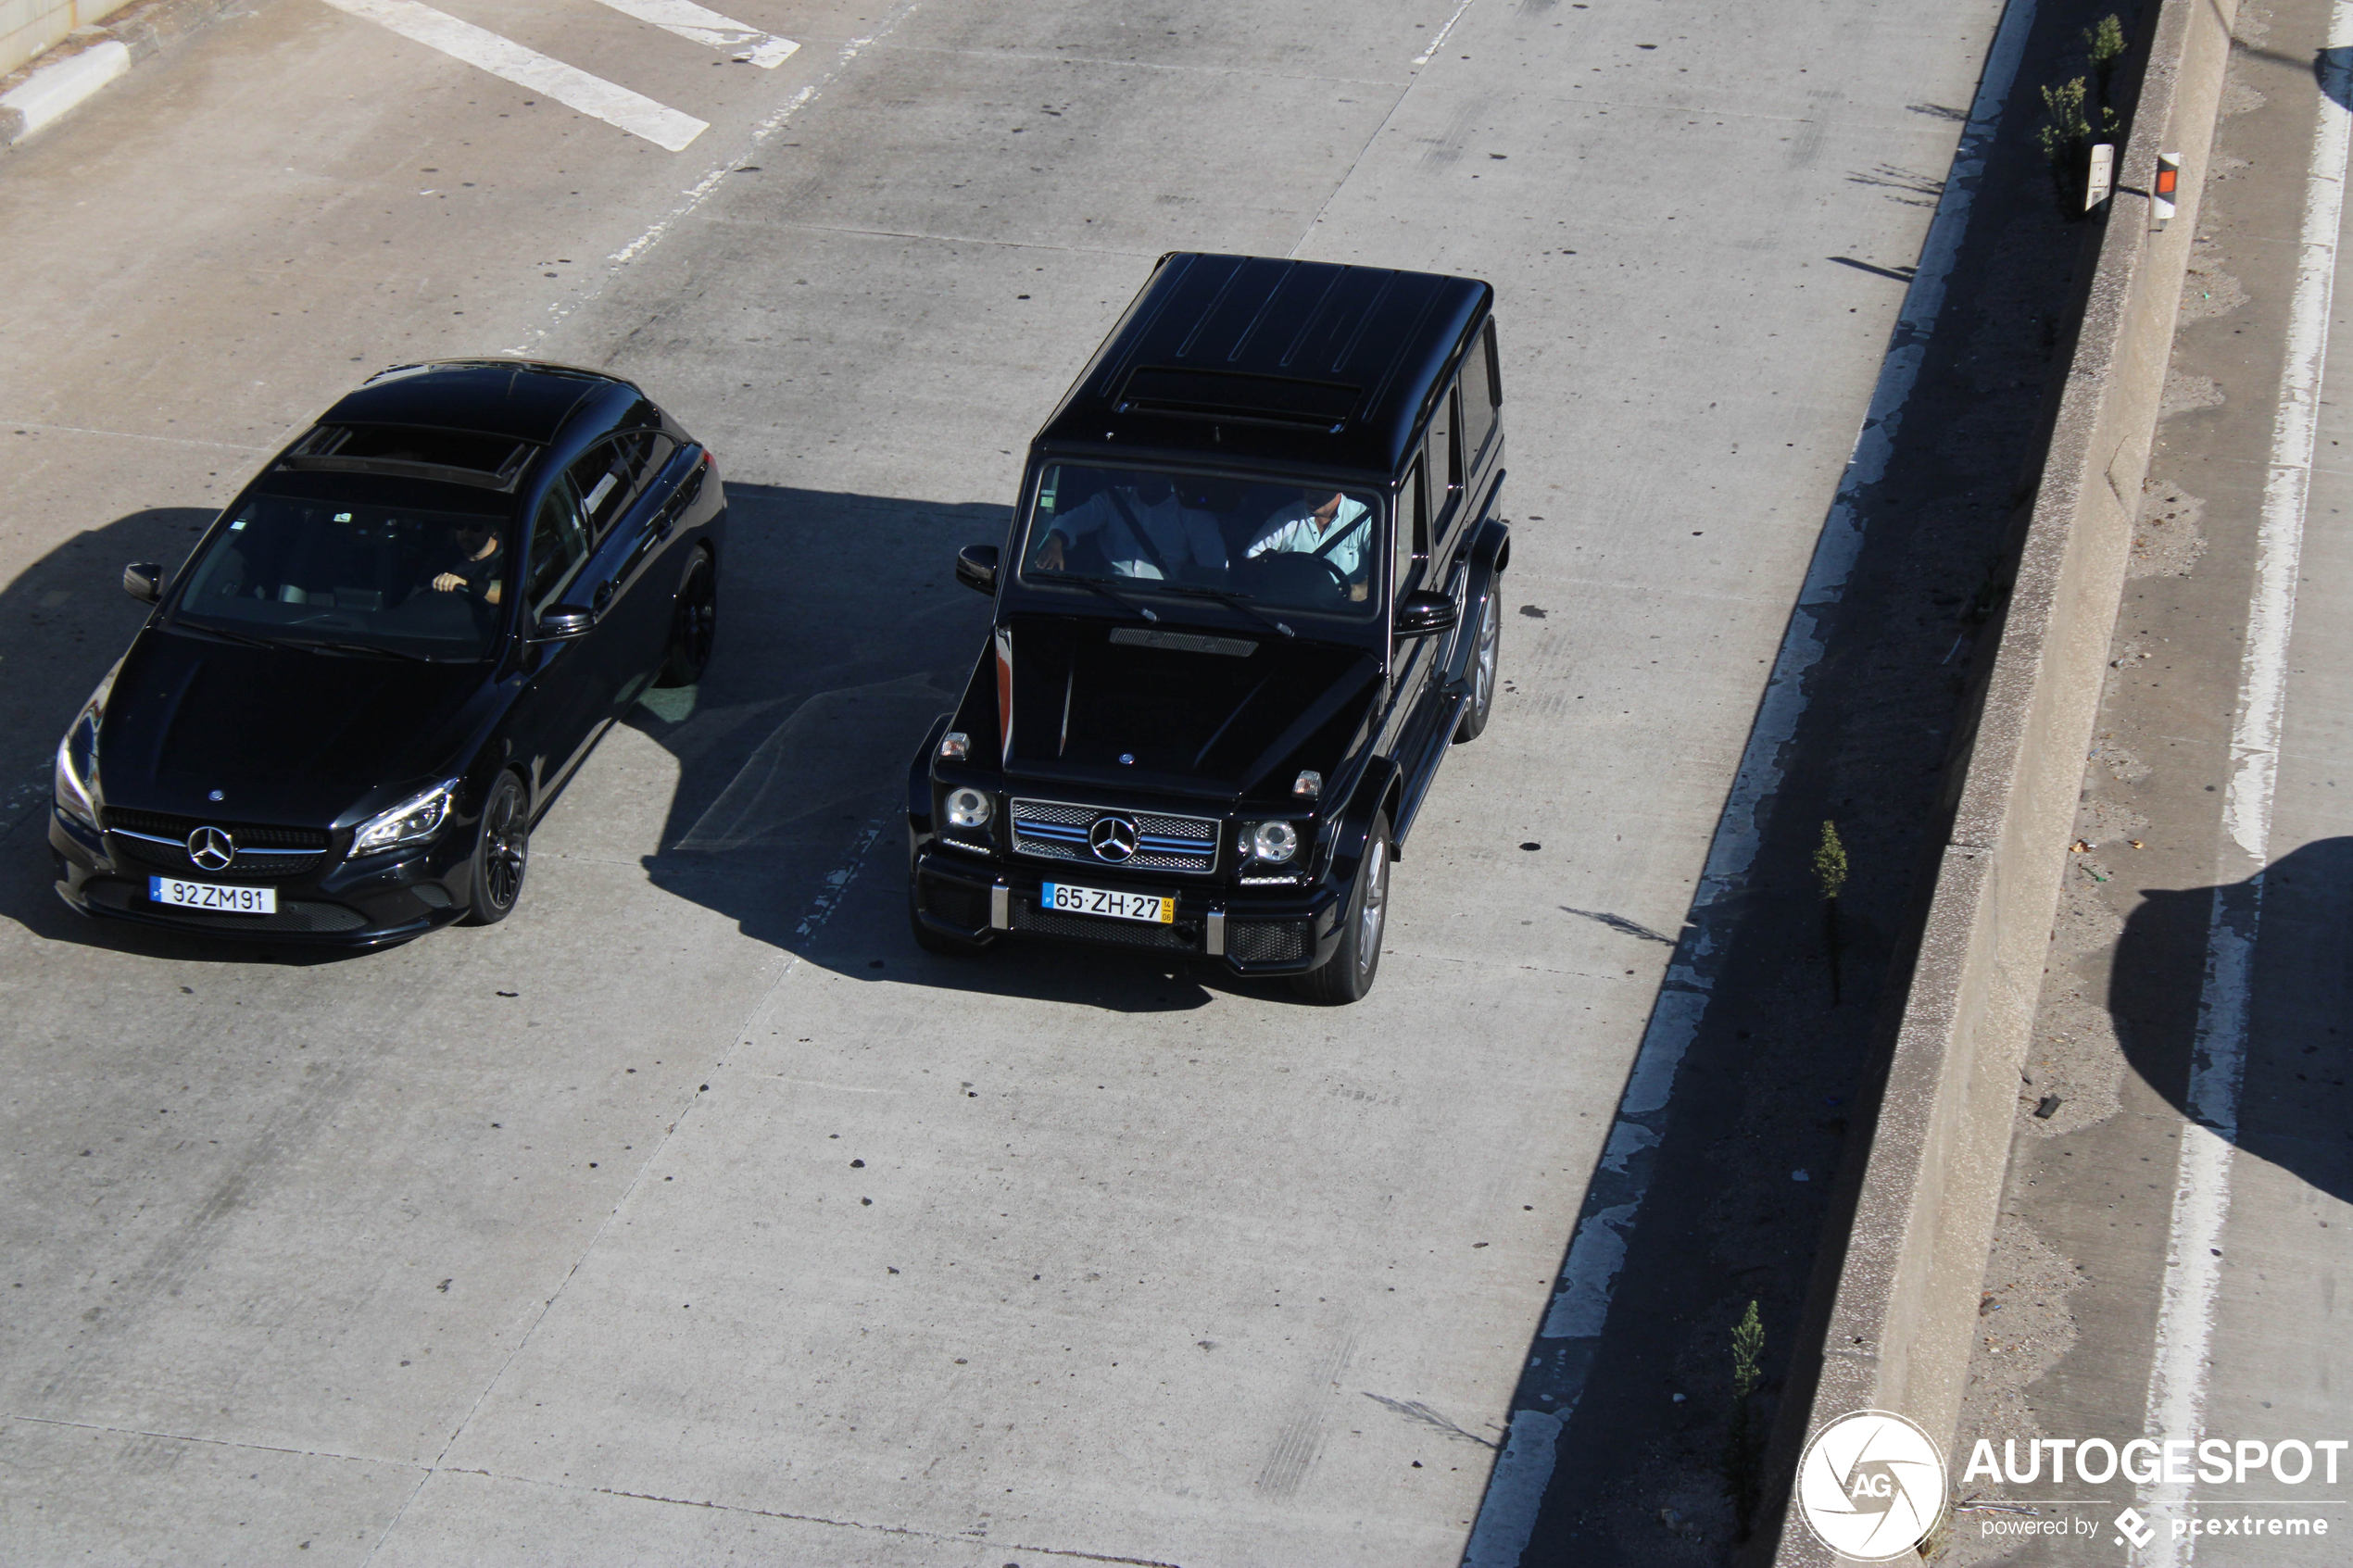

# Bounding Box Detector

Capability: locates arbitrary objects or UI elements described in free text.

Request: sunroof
[1114,367,1360,430]
[278,424,535,490]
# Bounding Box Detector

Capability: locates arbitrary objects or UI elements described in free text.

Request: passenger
[1245,491,1372,600]
[1033,471,1227,579]
[428,519,504,605]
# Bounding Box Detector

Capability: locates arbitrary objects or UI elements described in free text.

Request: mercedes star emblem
[186,825,236,872]
[1088,815,1139,863]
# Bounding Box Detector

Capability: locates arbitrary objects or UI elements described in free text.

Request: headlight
[348,778,459,858]
[946,787,992,828]
[52,666,118,830]
[1249,821,1300,864]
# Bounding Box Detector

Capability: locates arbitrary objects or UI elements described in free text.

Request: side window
[566,440,639,545]
[1395,459,1428,599]
[1427,385,1460,529]
[527,473,590,612]
[1462,319,1499,459]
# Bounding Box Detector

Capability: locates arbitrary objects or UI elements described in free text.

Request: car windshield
[170,492,515,659]
[1018,463,1382,620]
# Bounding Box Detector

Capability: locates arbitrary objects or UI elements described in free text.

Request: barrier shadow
[2111,837,2353,1207]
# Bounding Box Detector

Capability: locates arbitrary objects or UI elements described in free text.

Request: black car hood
[98,628,494,827]
[997,614,1378,798]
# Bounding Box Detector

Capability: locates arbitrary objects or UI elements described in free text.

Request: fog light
[939,730,970,760]
[1251,821,1299,864]
[947,787,992,828]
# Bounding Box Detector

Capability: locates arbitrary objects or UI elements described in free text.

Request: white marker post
[2154,151,2182,228]
[2087,142,2116,212]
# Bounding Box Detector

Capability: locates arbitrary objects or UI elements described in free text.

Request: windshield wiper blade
[283,637,437,663]
[1146,583,1295,638]
[1032,571,1160,623]
[170,621,280,652]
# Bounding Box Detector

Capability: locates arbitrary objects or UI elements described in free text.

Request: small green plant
[1813,821,1849,902]
[2034,78,2103,216]
[2084,14,2128,111]
[1816,821,1850,1003]
[1724,1300,1767,1539]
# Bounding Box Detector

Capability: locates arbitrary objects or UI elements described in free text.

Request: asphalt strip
[1458,0,2041,1559]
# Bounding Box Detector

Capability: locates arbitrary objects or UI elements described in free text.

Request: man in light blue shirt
[1032,471,1227,579]
[1245,491,1373,600]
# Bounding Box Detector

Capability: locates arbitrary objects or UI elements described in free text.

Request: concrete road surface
[0,0,2007,1562]
[1948,0,2353,1562]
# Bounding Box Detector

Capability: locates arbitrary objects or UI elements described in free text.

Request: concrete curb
[1768,0,2240,1562]
[1,0,240,145]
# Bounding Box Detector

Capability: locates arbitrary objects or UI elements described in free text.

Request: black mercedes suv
[49,358,724,947]
[907,253,1508,1002]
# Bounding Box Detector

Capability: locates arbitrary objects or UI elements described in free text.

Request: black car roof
[1036,254,1493,478]
[319,359,633,445]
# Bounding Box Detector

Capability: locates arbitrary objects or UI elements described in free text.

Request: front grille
[1228,920,1311,965]
[1009,797,1217,875]
[83,879,369,933]
[103,808,331,880]
[1013,900,1199,952]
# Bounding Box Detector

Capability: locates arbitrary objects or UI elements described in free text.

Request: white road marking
[585,0,799,68]
[1411,0,1478,68]
[1458,0,2038,1561]
[316,0,708,150]
[2135,13,2353,1564]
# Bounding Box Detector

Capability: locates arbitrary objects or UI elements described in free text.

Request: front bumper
[911,839,1345,973]
[50,808,472,949]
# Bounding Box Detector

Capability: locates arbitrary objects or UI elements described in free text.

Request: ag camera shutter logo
[1796,1410,1947,1561]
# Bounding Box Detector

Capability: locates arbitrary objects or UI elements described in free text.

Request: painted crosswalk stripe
[317,0,707,151]
[585,0,798,68]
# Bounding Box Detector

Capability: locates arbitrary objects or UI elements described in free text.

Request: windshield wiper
[1031,571,1161,623]
[283,637,438,663]
[1146,583,1295,639]
[170,621,280,652]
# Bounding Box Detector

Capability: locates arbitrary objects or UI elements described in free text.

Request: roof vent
[1114,367,1358,433]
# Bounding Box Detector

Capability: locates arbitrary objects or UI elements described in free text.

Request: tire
[909,873,989,956]
[462,771,529,925]
[1292,813,1390,1004]
[1454,584,1501,742]
[655,550,717,688]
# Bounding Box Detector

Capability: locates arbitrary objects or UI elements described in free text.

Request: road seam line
[2135,10,2353,1562]
[1458,0,2036,1560]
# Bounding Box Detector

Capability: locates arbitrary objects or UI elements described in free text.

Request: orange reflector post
[2155,152,2182,229]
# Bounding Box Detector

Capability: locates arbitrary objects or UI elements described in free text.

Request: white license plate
[1041,882,1175,924]
[148,876,276,914]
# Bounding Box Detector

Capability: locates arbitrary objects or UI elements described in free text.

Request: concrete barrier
[2,0,233,140]
[1768,0,2240,1561]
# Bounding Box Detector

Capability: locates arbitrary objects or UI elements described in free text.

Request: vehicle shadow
[2110,836,2353,1208]
[620,482,1262,1010]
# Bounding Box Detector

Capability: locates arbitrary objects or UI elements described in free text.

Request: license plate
[1041,882,1175,924]
[148,876,276,914]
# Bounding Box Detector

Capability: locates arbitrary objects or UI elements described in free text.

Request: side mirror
[1394,589,1458,638]
[123,562,163,604]
[536,604,598,640]
[955,545,1000,596]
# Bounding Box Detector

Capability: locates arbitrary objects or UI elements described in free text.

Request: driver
[1244,491,1372,601]
[1032,472,1227,579]
[428,519,504,605]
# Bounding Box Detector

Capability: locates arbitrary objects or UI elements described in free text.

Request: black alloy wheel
[657,550,718,688]
[463,771,529,924]
[1294,813,1390,1004]
[1454,584,1501,742]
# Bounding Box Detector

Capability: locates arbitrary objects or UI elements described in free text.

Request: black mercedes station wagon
[907,253,1508,1002]
[49,358,724,947]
